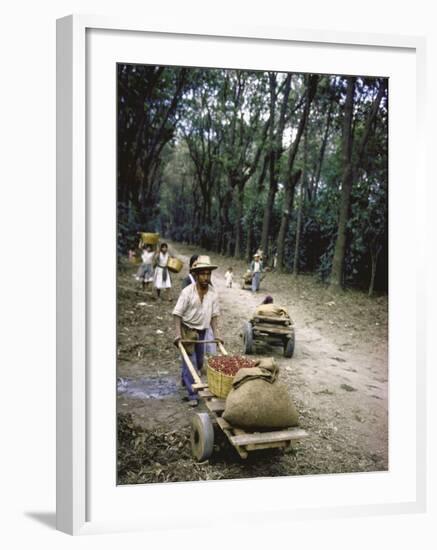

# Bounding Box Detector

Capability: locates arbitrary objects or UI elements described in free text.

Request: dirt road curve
[117,241,388,481]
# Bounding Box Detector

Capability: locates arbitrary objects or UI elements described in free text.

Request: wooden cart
[241,271,267,290]
[178,340,307,461]
[242,313,295,358]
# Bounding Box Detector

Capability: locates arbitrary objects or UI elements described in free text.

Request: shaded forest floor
[117,241,388,484]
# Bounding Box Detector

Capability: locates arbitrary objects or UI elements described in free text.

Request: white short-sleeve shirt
[252,261,261,273]
[172,283,220,330]
[141,250,155,264]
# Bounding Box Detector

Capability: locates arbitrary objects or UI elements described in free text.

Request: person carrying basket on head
[135,243,156,292]
[172,255,223,406]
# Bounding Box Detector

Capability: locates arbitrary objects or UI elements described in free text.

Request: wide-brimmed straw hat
[191,255,218,271]
[253,253,261,258]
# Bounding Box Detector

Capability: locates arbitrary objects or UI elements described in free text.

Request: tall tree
[117,65,188,220]
[307,90,334,203]
[293,126,308,276]
[218,71,270,258]
[329,77,386,289]
[182,73,223,247]
[276,74,318,272]
[259,73,292,256]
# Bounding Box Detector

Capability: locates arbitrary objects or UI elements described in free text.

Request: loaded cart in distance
[178,339,307,461]
[241,270,267,290]
[243,303,295,358]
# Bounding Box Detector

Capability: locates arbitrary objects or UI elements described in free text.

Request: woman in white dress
[153,242,172,300]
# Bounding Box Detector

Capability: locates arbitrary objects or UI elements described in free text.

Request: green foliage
[117,66,388,291]
[117,201,159,259]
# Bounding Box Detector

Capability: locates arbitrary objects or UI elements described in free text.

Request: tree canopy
[117,64,388,294]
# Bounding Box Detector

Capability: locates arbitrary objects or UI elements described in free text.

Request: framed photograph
[57,15,426,535]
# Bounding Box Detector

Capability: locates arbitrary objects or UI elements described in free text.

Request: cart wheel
[190,412,214,461]
[243,321,254,354]
[283,333,295,358]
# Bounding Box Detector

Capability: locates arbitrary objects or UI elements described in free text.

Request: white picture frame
[56,14,427,536]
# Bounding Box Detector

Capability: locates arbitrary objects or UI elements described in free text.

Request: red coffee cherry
[209,355,256,376]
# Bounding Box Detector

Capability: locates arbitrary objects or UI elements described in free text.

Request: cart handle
[179,339,228,356]
[177,342,203,386]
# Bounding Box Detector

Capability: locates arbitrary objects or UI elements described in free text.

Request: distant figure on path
[153,242,172,300]
[250,253,263,293]
[225,267,234,288]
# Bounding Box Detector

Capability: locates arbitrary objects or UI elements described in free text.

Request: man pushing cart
[172,255,223,407]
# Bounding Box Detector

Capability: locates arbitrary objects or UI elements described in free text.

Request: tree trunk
[233,181,245,259]
[308,98,333,202]
[260,164,277,255]
[329,163,354,289]
[219,188,232,254]
[260,73,292,254]
[329,77,385,290]
[256,153,269,192]
[226,233,233,256]
[246,224,253,263]
[214,220,222,252]
[293,126,308,276]
[276,75,317,272]
[329,77,356,290]
[368,245,381,297]
[275,170,301,272]
[293,181,305,276]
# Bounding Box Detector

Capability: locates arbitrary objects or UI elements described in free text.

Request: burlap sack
[223,361,299,430]
[254,357,276,369]
[255,303,289,318]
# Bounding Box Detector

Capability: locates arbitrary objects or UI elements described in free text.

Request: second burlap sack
[254,303,289,318]
[222,358,299,430]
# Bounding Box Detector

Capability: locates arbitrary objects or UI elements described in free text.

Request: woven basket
[167,257,183,273]
[140,232,159,245]
[207,361,234,398]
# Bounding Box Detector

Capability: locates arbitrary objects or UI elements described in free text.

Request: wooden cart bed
[197,388,308,460]
[179,340,307,460]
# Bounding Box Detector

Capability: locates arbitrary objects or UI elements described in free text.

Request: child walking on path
[225,267,234,288]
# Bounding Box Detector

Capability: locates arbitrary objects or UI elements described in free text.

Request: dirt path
[117,241,388,482]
